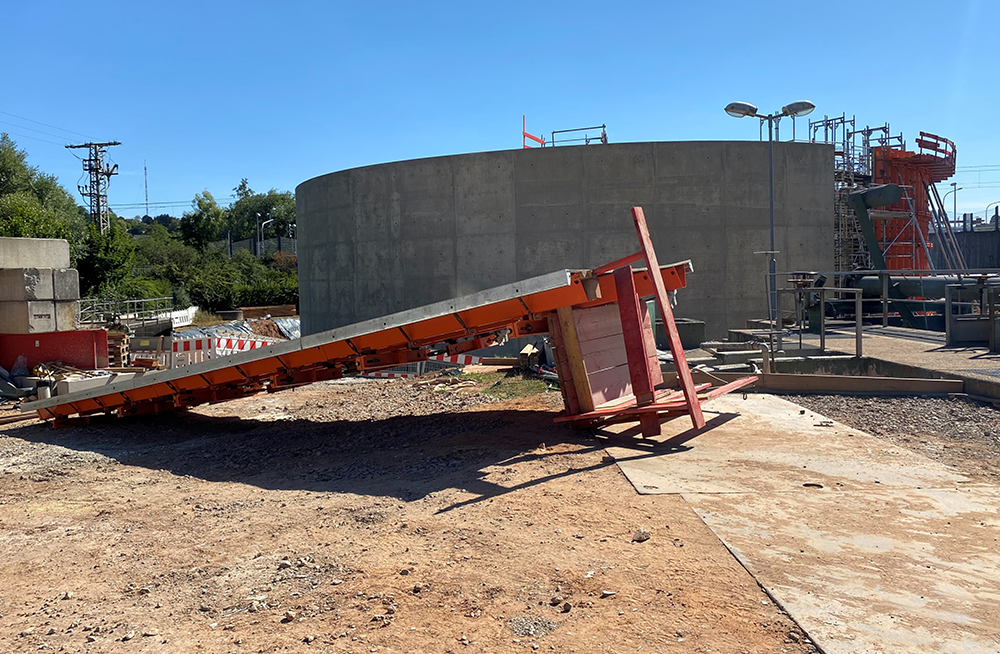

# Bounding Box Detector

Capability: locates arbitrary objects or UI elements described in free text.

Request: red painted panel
[0,330,109,371]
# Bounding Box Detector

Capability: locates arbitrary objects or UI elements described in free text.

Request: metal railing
[79,296,175,328]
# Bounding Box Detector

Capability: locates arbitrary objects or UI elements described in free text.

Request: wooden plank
[640,303,663,387]
[614,267,657,405]
[631,206,705,429]
[547,311,578,414]
[556,306,595,413]
[586,363,633,406]
[572,303,624,342]
[578,333,627,359]
[613,266,661,437]
[592,251,644,275]
[580,346,628,376]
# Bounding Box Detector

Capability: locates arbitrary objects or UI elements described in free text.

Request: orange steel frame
[871,132,956,270]
[34,207,755,433]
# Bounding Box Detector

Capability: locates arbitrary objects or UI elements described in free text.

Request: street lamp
[260,218,274,257]
[986,200,1000,226]
[725,99,816,324]
[942,184,962,230]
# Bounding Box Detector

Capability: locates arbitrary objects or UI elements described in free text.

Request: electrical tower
[66,141,121,234]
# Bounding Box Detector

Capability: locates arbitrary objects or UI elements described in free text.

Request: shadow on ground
[4,403,723,510]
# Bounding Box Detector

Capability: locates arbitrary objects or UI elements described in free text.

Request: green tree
[225,180,295,241]
[76,222,136,296]
[0,133,87,260]
[180,191,227,250]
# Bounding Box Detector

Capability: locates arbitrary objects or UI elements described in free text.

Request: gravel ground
[783,394,1000,481]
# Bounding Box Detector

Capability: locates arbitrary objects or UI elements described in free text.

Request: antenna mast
[144,160,149,219]
[66,141,121,234]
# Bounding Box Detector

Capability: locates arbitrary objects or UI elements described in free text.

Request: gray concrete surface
[0,268,53,302]
[52,268,80,301]
[602,394,1000,653]
[0,237,70,269]
[296,141,834,339]
[0,300,56,334]
[54,300,79,332]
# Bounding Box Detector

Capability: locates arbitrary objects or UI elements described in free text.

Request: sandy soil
[0,376,815,653]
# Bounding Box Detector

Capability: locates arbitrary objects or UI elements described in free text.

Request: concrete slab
[602,394,1000,653]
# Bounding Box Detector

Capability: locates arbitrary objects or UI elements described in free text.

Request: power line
[1,130,66,147]
[0,120,73,142]
[0,109,95,139]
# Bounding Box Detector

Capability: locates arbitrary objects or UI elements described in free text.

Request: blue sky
[3,0,998,220]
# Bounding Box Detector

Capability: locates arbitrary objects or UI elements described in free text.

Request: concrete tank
[296,141,833,338]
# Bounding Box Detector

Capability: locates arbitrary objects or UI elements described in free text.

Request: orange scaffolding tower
[871,131,961,270]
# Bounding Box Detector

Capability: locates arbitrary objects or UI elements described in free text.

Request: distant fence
[931,230,1000,269]
[208,236,297,258]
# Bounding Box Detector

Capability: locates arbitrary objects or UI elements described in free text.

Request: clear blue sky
[3,0,998,220]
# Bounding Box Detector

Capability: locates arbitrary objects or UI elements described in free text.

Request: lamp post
[255,212,261,256]
[942,184,962,231]
[725,100,816,324]
[260,218,274,257]
[986,201,1000,226]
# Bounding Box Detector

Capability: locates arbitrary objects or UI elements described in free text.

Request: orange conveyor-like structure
[24,208,755,435]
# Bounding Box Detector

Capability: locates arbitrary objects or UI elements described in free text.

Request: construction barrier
[168,336,279,368]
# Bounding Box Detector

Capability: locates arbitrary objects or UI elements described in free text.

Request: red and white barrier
[171,336,277,368]
[428,353,483,365]
[213,336,274,356]
[361,371,419,379]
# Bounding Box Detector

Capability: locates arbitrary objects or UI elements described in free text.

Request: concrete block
[0,268,54,301]
[54,301,79,331]
[0,301,55,333]
[52,268,80,300]
[55,372,136,396]
[0,237,70,269]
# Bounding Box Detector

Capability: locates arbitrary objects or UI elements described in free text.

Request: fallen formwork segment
[22,207,755,430]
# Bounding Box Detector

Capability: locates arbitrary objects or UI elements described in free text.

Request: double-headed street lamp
[725,100,816,324]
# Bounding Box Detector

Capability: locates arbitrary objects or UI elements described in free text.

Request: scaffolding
[809,114,956,275]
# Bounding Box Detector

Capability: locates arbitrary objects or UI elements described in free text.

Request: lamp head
[725,101,758,118]
[781,100,816,117]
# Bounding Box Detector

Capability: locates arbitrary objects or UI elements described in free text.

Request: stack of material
[107,333,130,367]
[0,238,80,334]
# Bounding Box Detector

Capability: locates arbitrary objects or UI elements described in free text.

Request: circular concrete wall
[296,141,833,338]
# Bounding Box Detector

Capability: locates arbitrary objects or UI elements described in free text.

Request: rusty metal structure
[23,207,755,435]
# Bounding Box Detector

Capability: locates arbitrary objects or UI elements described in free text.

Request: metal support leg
[819,290,826,352]
[881,273,889,328]
[855,291,863,358]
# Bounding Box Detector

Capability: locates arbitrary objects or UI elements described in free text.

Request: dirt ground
[0,372,817,654]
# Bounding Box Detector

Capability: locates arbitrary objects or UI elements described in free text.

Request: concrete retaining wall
[296,141,834,338]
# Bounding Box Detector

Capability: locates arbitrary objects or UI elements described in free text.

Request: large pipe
[854,275,994,300]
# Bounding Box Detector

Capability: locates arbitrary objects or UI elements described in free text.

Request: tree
[0,133,87,260]
[76,221,136,296]
[226,185,295,241]
[180,191,226,250]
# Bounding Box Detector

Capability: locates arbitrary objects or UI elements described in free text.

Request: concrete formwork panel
[297,141,834,338]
